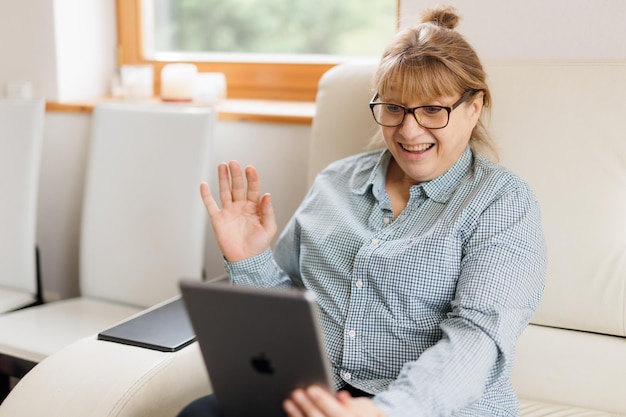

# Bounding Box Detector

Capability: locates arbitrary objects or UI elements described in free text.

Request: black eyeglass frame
[368,89,478,129]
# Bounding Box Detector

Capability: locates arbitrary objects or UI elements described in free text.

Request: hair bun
[421,5,460,30]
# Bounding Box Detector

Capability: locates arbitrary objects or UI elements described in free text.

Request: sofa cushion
[520,399,624,417]
[513,324,626,414]
[487,61,626,337]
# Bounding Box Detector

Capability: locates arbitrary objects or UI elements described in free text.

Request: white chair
[0,102,215,402]
[0,99,45,313]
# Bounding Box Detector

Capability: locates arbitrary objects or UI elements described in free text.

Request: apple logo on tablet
[250,353,274,375]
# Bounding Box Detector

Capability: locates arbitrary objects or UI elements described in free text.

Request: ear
[468,91,484,124]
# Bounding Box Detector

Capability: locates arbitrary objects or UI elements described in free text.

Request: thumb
[260,193,277,234]
[199,182,219,216]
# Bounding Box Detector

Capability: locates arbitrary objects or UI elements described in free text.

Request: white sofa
[312,61,626,416]
[2,60,626,416]
[490,62,626,416]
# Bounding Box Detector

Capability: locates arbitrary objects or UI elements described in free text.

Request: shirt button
[383,217,390,225]
[371,238,379,245]
[348,330,356,338]
[355,280,363,288]
[344,372,352,380]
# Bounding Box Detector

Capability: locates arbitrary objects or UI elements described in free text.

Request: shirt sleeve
[373,183,547,417]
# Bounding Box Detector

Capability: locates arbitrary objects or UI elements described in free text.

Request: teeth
[402,143,432,152]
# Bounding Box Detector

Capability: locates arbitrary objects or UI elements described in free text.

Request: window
[117,0,398,101]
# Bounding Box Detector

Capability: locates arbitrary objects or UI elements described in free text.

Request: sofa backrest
[307,60,380,186]
[310,60,626,337]
[489,62,626,337]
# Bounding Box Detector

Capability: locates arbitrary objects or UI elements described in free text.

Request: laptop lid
[98,297,196,352]
[180,279,334,417]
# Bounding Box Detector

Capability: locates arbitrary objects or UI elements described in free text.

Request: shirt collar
[422,146,474,203]
[355,146,474,204]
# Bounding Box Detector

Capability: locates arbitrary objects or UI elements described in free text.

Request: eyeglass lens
[371,104,450,128]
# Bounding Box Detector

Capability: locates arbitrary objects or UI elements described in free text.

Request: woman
[180,5,546,417]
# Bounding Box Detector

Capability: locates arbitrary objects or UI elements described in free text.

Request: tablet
[180,279,334,417]
[98,297,196,352]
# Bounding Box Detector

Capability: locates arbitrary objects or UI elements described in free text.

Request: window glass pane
[144,0,396,60]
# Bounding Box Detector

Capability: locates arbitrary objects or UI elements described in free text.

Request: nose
[398,112,427,136]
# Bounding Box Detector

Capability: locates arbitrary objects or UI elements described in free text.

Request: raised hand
[200,161,277,262]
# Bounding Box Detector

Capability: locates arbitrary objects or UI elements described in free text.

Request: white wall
[0,0,58,99]
[400,0,626,60]
[54,0,117,101]
[0,0,115,101]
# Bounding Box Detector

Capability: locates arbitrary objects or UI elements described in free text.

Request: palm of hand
[210,195,276,262]
[200,161,277,262]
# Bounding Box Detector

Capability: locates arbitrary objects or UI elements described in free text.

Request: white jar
[195,72,227,104]
[120,65,154,100]
[160,63,198,102]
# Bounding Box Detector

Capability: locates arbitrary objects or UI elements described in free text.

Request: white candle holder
[160,63,198,102]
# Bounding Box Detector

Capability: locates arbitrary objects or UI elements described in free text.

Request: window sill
[45,98,315,125]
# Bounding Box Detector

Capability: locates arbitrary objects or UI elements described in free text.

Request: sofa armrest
[0,335,211,417]
[513,324,626,415]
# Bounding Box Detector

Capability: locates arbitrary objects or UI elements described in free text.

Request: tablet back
[180,280,333,417]
[98,297,196,352]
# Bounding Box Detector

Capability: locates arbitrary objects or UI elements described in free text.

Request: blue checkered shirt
[227,146,547,417]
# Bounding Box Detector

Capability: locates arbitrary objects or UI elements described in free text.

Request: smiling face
[379,90,484,185]
[373,19,493,185]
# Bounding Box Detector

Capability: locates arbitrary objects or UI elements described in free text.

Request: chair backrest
[80,103,215,308]
[307,60,380,186]
[0,99,44,309]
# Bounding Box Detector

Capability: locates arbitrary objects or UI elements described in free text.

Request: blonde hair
[371,6,497,161]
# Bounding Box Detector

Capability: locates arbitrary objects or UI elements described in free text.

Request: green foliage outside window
[151,0,397,57]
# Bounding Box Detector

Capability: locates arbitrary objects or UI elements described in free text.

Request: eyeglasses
[369,90,477,129]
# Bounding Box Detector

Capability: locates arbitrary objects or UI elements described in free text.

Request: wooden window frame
[116,0,399,102]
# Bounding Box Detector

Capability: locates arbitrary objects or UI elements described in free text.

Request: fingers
[217,162,233,209]
[260,193,277,233]
[217,161,263,207]
[336,390,353,406]
[227,160,245,203]
[245,165,261,203]
[284,388,325,417]
[306,386,350,417]
[285,386,348,417]
[283,397,306,417]
[199,182,219,216]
